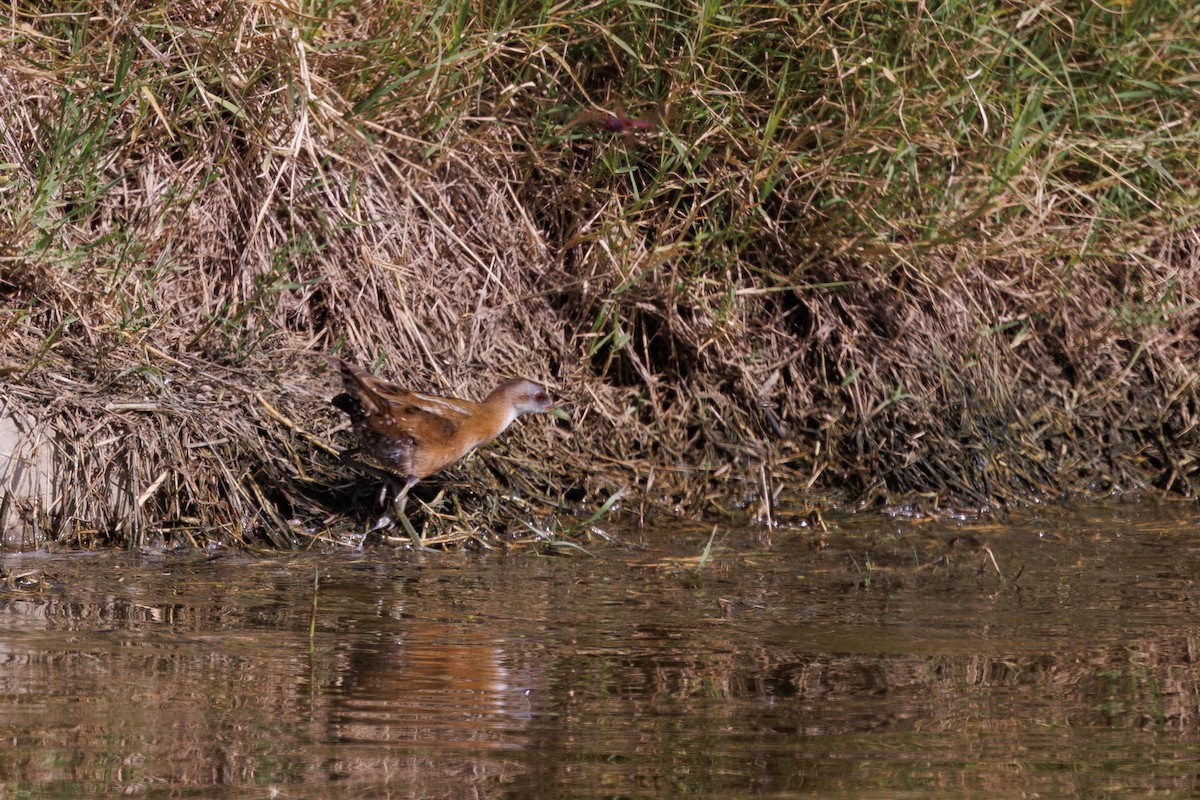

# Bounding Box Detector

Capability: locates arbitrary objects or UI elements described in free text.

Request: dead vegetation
[2,1,1200,547]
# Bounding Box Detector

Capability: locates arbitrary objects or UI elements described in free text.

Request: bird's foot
[395,509,437,553]
[353,512,394,547]
[358,507,435,552]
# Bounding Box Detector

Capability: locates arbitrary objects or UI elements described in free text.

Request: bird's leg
[391,475,425,549]
[363,497,395,538]
[338,449,388,543]
[340,450,415,542]
[338,449,431,550]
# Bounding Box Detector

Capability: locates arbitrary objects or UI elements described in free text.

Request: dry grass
[2,1,1200,547]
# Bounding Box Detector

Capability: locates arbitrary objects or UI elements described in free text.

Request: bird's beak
[550,405,571,422]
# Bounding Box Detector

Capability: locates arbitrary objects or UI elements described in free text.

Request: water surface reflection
[2,506,1200,797]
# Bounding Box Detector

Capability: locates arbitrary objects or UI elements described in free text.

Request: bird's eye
[536,392,546,402]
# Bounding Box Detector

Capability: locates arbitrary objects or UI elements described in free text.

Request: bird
[569,109,658,132]
[329,357,555,547]
[565,106,663,136]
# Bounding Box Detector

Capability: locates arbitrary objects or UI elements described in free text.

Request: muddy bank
[3,3,1200,546]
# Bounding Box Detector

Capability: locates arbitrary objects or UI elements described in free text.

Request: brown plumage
[330,357,554,546]
[567,109,659,133]
[563,105,666,140]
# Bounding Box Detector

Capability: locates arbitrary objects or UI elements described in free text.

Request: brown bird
[330,357,555,547]
[565,105,664,137]
[568,109,658,132]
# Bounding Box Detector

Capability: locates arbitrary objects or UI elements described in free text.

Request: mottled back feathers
[330,358,553,481]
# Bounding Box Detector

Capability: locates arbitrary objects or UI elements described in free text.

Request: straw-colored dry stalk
[3,1,1200,547]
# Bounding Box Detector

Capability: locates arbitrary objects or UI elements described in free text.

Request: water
[2,505,1200,798]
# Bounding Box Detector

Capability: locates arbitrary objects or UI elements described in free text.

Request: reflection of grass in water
[3,512,1199,797]
[1096,665,1167,732]
[847,552,874,591]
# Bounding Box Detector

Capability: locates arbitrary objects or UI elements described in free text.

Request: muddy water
[3,506,1200,798]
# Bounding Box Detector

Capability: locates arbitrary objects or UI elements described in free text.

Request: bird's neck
[457,394,519,451]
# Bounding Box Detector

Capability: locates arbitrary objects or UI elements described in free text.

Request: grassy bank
[2,1,1200,546]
